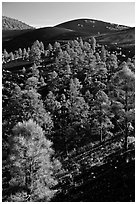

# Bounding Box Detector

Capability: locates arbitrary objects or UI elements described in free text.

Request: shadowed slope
[3,26,88,52]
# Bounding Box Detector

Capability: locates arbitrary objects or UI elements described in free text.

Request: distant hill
[2,16,34,30]
[56,18,130,35]
[2,17,134,52]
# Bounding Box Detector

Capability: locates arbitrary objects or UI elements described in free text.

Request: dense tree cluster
[2,38,135,201]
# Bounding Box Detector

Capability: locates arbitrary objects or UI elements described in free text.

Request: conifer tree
[45,91,61,115]
[27,47,31,54]
[18,48,23,57]
[25,76,39,90]
[9,52,14,61]
[39,41,45,53]
[22,48,27,60]
[29,41,41,64]
[66,78,89,148]
[3,49,9,62]
[14,50,19,59]
[95,52,101,62]
[89,37,96,53]
[2,84,54,201]
[54,41,61,50]
[30,63,40,78]
[94,62,108,83]
[8,119,61,202]
[65,64,72,77]
[48,43,53,51]
[106,54,118,78]
[79,37,84,48]
[101,45,107,62]
[3,86,53,138]
[112,63,135,149]
[91,90,114,142]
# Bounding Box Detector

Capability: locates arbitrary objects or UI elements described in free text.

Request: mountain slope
[56,18,130,35]
[2,18,134,52]
[2,16,34,30]
[2,30,34,43]
[96,27,135,46]
[2,26,88,51]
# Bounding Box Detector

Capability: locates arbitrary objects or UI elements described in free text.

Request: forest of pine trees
[2,37,135,201]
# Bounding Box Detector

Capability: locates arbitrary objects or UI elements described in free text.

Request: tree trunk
[124,118,128,150]
[25,156,32,201]
[99,104,103,142]
[124,88,128,150]
[100,126,103,142]
[64,132,68,157]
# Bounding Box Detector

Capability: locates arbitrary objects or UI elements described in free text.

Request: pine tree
[95,52,101,62]
[22,67,26,74]
[48,43,53,52]
[101,45,107,62]
[14,50,19,59]
[89,37,96,53]
[126,57,135,72]
[3,49,9,62]
[3,87,53,138]
[8,119,61,202]
[29,41,41,64]
[106,54,118,78]
[30,63,40,78]
[9,52,14,61]
[27,47,31,54]
[2,85,54,201]
[112,63,135,149]
[25,76,39,90]
[33,40,40,48]
[79,37,84,48]
[94,62,108,83]
[65,64,72,77]
[23,48,27,60]
[39,41,45,53]
[66,78,90,149]
[69,78,82,99]
[18,48,23,58]
[54,41,61,50]
[91,90,114,142]
[44,91,61,115]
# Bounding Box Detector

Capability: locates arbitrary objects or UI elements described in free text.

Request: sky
[2,2,135,28]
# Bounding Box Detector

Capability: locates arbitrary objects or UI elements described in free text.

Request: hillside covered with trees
[2,16,34,30]
[2,35,135,201]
